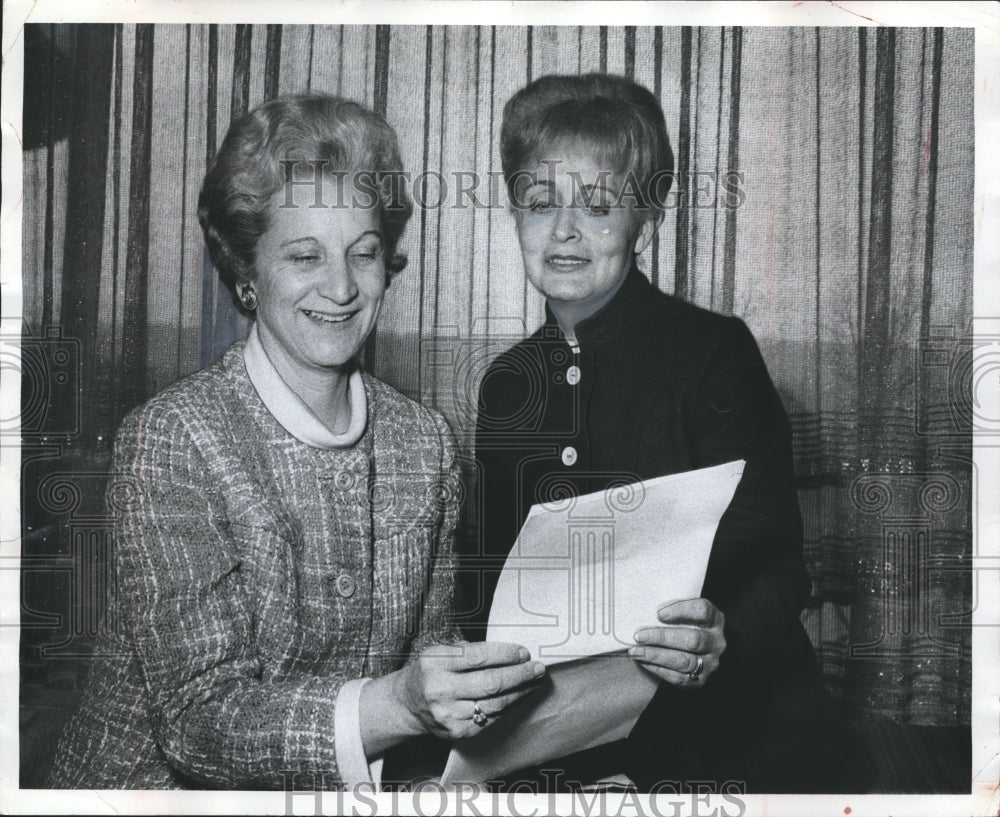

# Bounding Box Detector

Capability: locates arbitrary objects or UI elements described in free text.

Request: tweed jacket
[461,263,864,792]
[48,341,461,790]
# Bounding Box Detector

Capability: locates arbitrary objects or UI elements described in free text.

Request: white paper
[442,460,745,785]
[487,459,746,665]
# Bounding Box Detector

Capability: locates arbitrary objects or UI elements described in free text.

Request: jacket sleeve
[110,404,347,789]
[688,318,814,670]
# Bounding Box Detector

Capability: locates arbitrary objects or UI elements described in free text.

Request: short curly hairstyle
[198,93,414,292]
[500,73,674,213]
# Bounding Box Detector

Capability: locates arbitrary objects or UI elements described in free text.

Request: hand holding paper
[442,460,746,785]
[630,597,727,688]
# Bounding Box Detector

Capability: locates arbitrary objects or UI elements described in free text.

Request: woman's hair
[198,93,414,290]
[500,73,674,213]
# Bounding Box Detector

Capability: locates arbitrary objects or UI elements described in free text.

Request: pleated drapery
[21,24,973,726]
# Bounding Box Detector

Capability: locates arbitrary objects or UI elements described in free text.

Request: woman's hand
[628,599,726,689]
[394,642,546,741]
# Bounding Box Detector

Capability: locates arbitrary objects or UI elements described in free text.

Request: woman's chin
[289,343,363,374]
[533,278,590,304]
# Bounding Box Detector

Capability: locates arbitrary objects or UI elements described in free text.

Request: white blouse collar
[243,323,368,450]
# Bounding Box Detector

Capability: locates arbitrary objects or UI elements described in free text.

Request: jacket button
[561,446,578,466]
[335,573,356,598]
[566,365,581,385]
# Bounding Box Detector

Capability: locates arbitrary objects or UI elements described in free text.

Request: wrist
[376,670,425,737]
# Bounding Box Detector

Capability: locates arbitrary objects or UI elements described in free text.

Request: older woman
[461,74,867,792]
[47,93,544,790]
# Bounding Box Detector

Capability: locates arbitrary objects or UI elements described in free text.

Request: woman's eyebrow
[279,236,319,249]
[277,230,383,251]
[574,181,621,198]
[347,230,384,248]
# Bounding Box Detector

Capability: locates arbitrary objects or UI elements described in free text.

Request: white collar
[243,323,368,450]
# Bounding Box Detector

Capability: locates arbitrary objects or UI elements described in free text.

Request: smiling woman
[250,189,388,428]
[512,145,659,328]
[44,93,547,790]
[463,73,870,792]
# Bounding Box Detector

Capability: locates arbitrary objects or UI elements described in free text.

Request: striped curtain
[21,24,973,726]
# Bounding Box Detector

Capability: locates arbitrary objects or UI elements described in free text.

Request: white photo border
[1,2,997,815]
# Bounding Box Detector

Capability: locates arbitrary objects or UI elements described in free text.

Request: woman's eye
[292,254,320,264]
[528,200,556,212]
[581,194,614,215]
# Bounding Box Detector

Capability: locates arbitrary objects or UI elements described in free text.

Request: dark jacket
[458,264,867,793]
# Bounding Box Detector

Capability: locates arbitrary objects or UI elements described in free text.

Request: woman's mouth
[302,308,357,324]
[546,255,589,268]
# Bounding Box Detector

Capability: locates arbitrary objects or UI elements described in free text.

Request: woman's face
[513,141,657,318]
[251,180,386,378]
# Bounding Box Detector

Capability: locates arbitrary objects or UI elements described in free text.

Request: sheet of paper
[487,459,746,665]
[442,460,745,785]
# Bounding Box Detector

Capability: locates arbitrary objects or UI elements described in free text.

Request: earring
[239,286,258,311]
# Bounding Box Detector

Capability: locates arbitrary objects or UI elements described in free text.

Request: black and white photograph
[2,1,998,814]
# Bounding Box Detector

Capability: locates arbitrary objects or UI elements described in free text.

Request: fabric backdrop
[20,23,973,728]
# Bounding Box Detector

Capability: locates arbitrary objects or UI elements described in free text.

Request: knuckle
[424,679,445,700]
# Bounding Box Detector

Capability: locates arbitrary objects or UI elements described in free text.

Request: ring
[686,655,704,682]
[472,703,488,727]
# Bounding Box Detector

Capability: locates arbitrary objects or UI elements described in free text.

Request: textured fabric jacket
[461,264,866,792]
[47,342,460,789]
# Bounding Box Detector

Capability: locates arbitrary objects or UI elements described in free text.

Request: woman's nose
[551,205,580,242]
[318,260,359,303]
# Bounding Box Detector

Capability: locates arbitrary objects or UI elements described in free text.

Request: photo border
[2,2,997,815]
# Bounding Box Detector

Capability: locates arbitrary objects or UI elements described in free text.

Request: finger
[415,642,471,670]
[474,680,544,718]
[627,645,709,676]
[454,641,532,670]
[655,598,721,626]
[630,659,708,689]
[445,683,545,740]
[417,641,530,672]
[634,625,709,654]
[452,659,546,699]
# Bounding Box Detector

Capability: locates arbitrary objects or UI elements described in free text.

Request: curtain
[20,23,973,727]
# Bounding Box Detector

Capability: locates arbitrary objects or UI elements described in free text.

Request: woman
[462,74,868,793]
[47,94,544,790]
